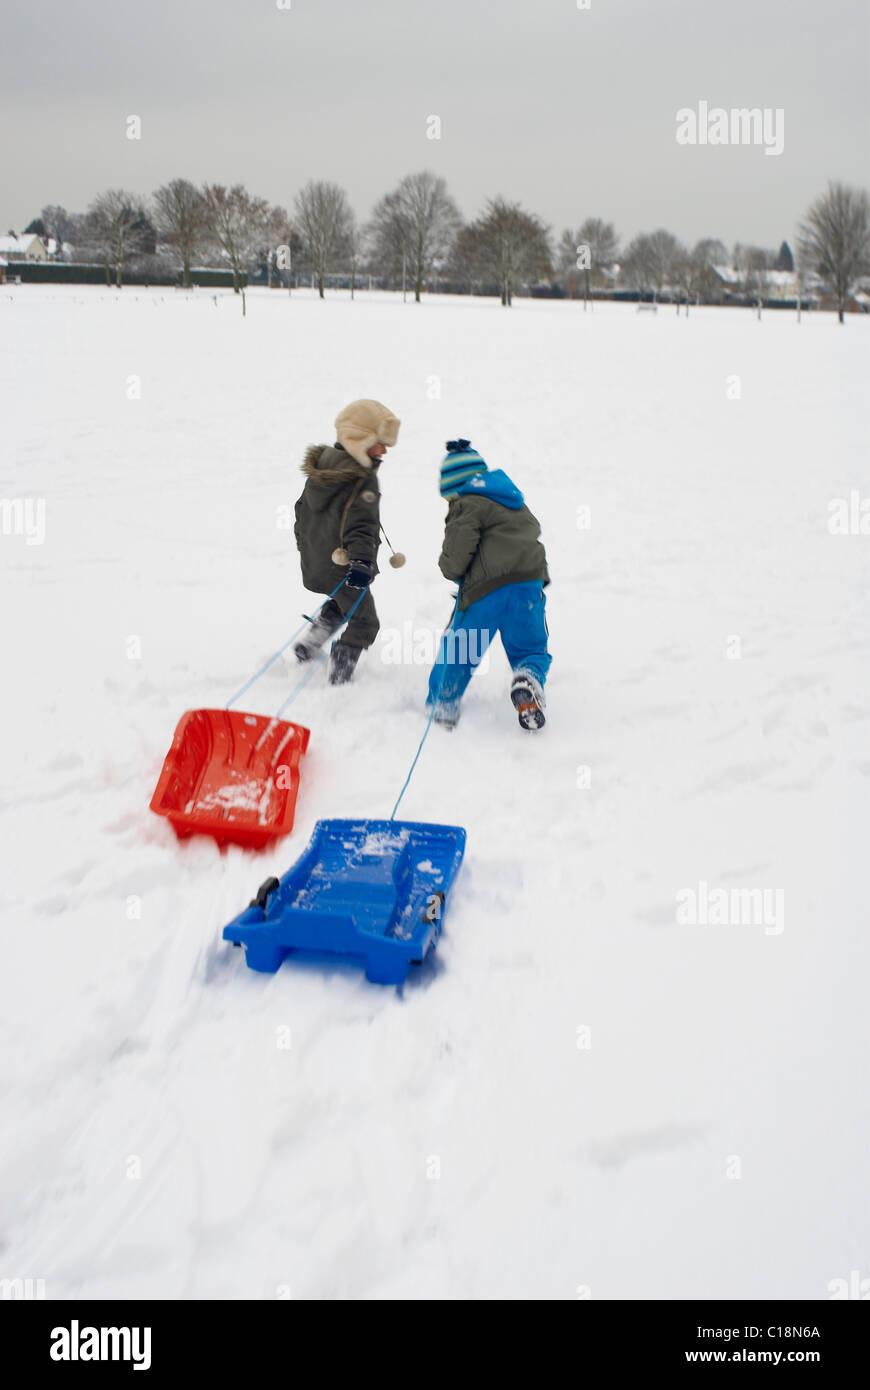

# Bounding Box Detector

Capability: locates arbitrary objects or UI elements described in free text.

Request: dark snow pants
[321,585,379,651]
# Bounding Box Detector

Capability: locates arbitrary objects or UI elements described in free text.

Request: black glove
[345,558,374,590]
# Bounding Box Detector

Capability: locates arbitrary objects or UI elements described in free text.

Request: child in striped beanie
[439,441,489,496]
[429,439,551,731]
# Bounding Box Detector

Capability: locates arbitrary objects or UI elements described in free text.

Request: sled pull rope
[224,578,349,710]
[389,586,462,822]
[274,585,368,718]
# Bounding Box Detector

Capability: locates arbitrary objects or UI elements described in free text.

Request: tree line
[21,174,870,321]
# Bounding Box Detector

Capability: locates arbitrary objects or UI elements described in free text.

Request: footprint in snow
[586,1123,706,1171]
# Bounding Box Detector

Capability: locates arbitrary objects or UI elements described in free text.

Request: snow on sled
[150,708,310,850]
[223,818,467,984]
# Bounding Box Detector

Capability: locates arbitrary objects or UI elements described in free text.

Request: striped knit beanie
[440,439,487,497]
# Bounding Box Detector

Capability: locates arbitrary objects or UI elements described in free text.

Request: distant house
[710,264,742,298]
[711,263,811,304]
[0,234,48,261]
[851,276,870,313]
[0,257,6,284]
[711,263,740,285]
[817,285,870,314]
[765,269,801,299]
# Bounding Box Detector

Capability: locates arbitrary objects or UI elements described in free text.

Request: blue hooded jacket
[452,469,525,510]
[439,468,549,609]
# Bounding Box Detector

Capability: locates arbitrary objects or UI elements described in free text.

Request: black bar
[2,1298,866,1375]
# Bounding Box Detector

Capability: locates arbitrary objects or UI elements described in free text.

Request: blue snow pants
[426,580,551,709]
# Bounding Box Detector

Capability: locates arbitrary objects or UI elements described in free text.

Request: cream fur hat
[335,399,401,468]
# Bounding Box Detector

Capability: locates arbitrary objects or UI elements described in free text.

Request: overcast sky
[2,0,867,249]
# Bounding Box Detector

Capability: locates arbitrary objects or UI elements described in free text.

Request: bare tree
[367,189,412,289]
[621,229,682,300]
[153,179,206,286]
[558,217,619,304]
[690,238,728,303]
[693,237,728,266]
[259,204,295,288]
[452,198,550,306]
[646,229,683,297]
[201,184,271,292]
[293,181,354,298]
[673,245,711,313]
[369,171,461,302]
[731,242,752,295]
[732,243,773,315]
[40,205,76,252]
[799,181,870,323]
[346,213,364,299]
[86,190,154,286]
[557,229,577,289]
[620,234,657,298]
[746,247,772,319]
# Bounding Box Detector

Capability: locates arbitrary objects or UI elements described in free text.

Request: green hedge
[6,262,245,288]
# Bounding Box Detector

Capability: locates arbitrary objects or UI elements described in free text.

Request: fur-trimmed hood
[302,443,374,483]
[301,444,380,514]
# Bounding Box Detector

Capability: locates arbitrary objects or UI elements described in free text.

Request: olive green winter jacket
[294,443,381,593]
[438,476,549,611]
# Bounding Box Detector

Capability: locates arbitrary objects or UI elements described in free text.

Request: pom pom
[332,547,350,565]
[389,552,406,569]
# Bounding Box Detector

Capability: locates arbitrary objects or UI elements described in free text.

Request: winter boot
[294,602,341,663]
[431,700,461,730]
[328,641,362,686]
[510,670,546,731]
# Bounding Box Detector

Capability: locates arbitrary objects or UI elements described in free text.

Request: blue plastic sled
[223,818,467,985]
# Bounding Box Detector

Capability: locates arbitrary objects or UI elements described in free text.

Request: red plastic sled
[150,708,310,850]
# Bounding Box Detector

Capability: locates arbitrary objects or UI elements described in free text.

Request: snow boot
[328,642,362,686]
[431,701,461,730]
[510,670,546,731]
[294,603,341,663]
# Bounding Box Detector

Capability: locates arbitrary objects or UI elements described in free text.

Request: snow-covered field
[1,285,868,1300]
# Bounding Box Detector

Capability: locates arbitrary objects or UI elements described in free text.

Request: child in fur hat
[293,399,401,685]
[428,439,551,730]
